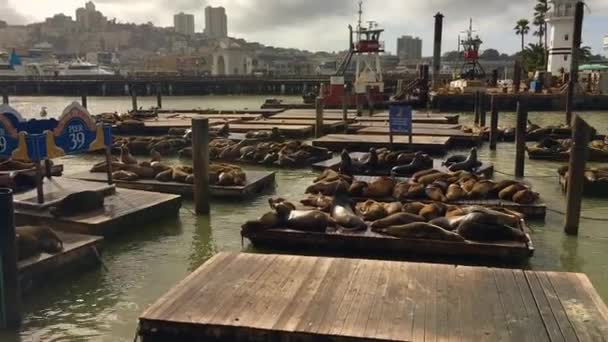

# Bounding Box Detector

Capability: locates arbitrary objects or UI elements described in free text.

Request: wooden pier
[312,152,494,178]
[14,178,181,237]
[236,118,347,132]
[216,123,314,138]
[114,117,235,135]
[18,232,103,294]
[67,170,276,199]
[312,134,451,154]
[139,252,608,342]
[355,126,482,146]
[270,110,459,125]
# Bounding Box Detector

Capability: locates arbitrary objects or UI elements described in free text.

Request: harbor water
[2,96,608,341]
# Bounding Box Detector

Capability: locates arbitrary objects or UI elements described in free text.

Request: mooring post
[355,93,362,117]
[513,60,521,93]
[474,91,480,125]
[131,88,138,112]
[105,145,114,185]
[565,1,584,126]
[489,95,499,150]
[515,101,528,178]
[315,97,324,138]
[81,94,88,109]
[192,118,210,215]
[432,12,444,90]
[0,188,21,329]
[44,159,53,179]
[156,84,163,109]
[479,92,487,127]
[564,115,591,235]
[342,93,348,132]
[2,88,8,105]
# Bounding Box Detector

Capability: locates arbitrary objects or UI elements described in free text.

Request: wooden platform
[312,152,494,178]
[15,178,182,237]
[270,110,459,124]
[559,172,608,197]
[66,170,276,199]
[236,118,347,131]
[244,217,533,262]
[349,122,461,129]
[18,232,103,294]
[114,118,234,135]
[139,252,608,342]
[218,124,313,138]
[312,134,451,155]
[0,164,63,177]
[355,126,481,146]
[528,149,608,162]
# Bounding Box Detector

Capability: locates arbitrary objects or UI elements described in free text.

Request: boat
[58,59,114,76]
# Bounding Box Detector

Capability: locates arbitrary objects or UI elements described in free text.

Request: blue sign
[389,105,412,134]
[0,105,33,161]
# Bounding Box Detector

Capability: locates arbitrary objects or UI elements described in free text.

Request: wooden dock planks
[312,134,451,154]
[14,178,181,237]
[218,123,314,137]
[270,110,459,124]
[355,126,482,146]
[139,252,608,342]
[18,232,103,294]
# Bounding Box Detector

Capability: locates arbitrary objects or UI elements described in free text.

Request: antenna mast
[357,1,363,40]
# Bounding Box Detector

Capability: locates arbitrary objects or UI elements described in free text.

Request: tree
[521,43,545,71]
[533,0,550,67]
[442,50,461,62]
[480,48,500,60]
[514,19,530,52]
[576,46,593,64]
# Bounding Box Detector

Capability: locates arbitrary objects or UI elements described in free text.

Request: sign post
[389,104,413,150]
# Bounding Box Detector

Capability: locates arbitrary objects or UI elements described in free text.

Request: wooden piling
[565,1,584,125]
[131,89,138,112]
[2,88,8,105]
[479,92,487,127]
[341,94,348,132]
[515,101,527,178]
[105,146,114,185]
[44,159,53,179]
[355,94,362,117]
[315,97,324,138]
[513,60,522,93]
[564,115,591,235]
[156,85,163,109]
[474,91,480,124]
[192,118,210,215]
[81,94,88,109]
[432,13,444,90]
[0,188,21,329]
[35,161,44,204]
[489,95,499,150]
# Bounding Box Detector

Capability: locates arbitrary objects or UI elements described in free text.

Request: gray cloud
[0,0,31,24]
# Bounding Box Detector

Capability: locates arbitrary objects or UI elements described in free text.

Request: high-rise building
[75,1,107,30]
[396,35,422,61]
[604,34,608,58]
[174,12,195,36]
[546,0,577,74]
[205,6,227,39]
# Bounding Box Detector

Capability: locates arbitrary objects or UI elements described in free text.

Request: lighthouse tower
[546,0,577,75]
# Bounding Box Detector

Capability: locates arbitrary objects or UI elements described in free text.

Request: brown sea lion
[428,217,455,231]
[242,211,283,234]
[155,168,174,182]
[419,203,447,221]
[448,148,481,172]
[418,172,449,186]
[392,182,411,201]
[456,213,529,242]
[468,180,496,199]
[151,162,171,175]
[403,202,426,215]
[0,159,35,171]
[512,189,539,204]
[356,200,388,221]
[314,169,341,183]
[498,183,528,201]
[286,210,334,232]
[425,184,447,202]
[306,179,349,196]
[404,183,425,199]
[15,225,63,261]
[370,212,426,230]
[112,170,139,181]
[90,160,125,173]
[446,184,466,201]
[332,198,367,231]
[123,164,156,179]
[363,177,395,198]
[49,190,105,217]
[119,145,138,165]
[376,222,465,241]
[150,149,162,162]
[460,178,477,193]
[300,194,334,212]
[412,169,440,182]
[491,180,520,194]
[382,202,403,216]
[172,168,190,183]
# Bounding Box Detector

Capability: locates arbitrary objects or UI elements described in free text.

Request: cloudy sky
[1,0,607,55]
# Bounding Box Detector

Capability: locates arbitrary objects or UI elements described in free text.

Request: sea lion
[498,183,528,201]
[446,184,466,201]
[90,160,125,173]
[391,152,433,177]
[370,212,426,230]
[419,203,447,221]
[448,148,481,172]
[448,206,520,227]
[382,202,403,216]
[241,211,283,234]
[155,168,174,182]
[300,194,334,212]
[112,170,139,181]
[150,149,162,162]
[492,180,520,194]
[123,164,156,179]
[151,162,171,175]
[412,169,440,182]
[512,189,539,204]
[356,200,388,221]
[418,172,449,186]
[49,190,105,217]
[0,159,35,171]
[468,180,496,199]
[428,217,455,231]
[376,222,465,242]
[363,177,395,198]
[442,154,467,166]
[404,183,426,199]
[425,184,447,202]
[460,178,478,193]
[403,202,426,215]
[332,197,367,231]
[119,145,138,165]
[314,169,342,183]
[348,181,368,197]
[15,225,63,261]
[456,213,529,242]
[306,180,349,196]
[286,210,334,232]
[392,182,411,201]
[172,167,190,183]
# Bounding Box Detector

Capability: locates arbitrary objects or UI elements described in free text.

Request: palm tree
[533,0,550,67]
[514,19,531,52]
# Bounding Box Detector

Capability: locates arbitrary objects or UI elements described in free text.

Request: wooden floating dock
[0,164,63,177]
[558,172,608,197]
[312,152,494,178]
[244,218,533,262]
[66,170,276,199]
[139,252,608,342]
[528,149,608,162]
[349,122,461,129]
[18,232,103,294]
[14,178,182,237]
[235,118,347,132]
[270,110,459,124]
[215,123,314,138]
[354,126,481,146]
[114,118,234,135]
[312,134,451,155]
[137,108,283,116]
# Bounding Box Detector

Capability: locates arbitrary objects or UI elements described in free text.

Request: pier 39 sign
[0,105,30,161]
[389,104,412,134]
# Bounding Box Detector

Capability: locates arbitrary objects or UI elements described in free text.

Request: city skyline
[1,0,607,55]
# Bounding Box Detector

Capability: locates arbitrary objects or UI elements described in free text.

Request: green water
[1,96,608,341]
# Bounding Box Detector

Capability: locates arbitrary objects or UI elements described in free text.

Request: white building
[546,0,577,74]
[604,34,608,58]
[205,6,228,39]
[174,12,195,36]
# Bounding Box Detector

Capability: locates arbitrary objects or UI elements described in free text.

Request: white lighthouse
[546,0,577,75]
